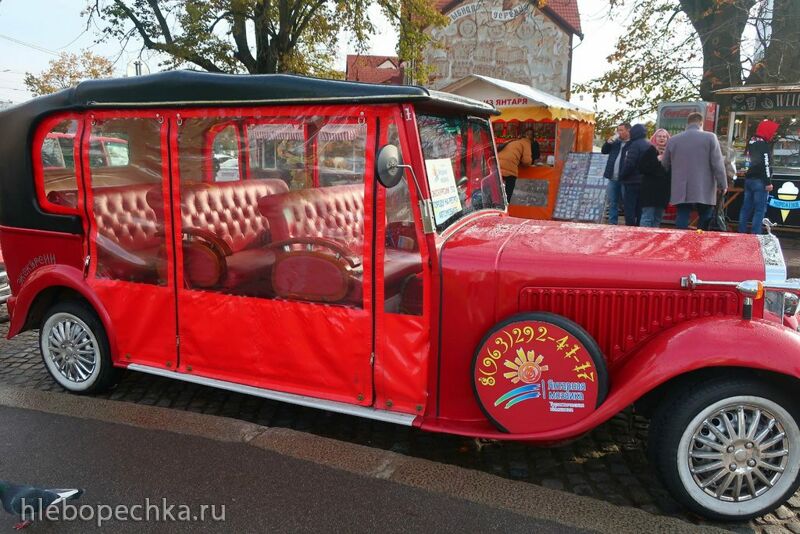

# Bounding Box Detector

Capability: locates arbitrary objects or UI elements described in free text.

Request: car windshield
[416,114,505,232]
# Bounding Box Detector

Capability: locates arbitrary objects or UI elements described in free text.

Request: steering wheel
[270,237,361,269]
[181,228,232,288]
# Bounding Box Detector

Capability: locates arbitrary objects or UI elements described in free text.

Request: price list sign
[552,153,610,223]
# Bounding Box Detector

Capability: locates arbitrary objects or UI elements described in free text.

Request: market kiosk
[442,75,595,219]
[717,84,800,231]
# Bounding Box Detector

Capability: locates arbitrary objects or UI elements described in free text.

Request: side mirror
[376,144,404,188]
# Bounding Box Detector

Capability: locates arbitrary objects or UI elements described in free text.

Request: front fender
[422,316,800,442]
[9,265,117,359]
[611,315,800,398]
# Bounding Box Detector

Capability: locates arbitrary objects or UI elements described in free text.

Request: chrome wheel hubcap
[44,314,98,383]
[689,404,789,502]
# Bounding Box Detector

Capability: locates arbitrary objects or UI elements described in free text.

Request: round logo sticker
[473,314,606,434]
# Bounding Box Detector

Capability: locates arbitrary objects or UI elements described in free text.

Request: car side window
[86,117,167,286]
[175,111,371,308]
[37,121,80,211]
[210,125,241,182]
[383,121,423,316]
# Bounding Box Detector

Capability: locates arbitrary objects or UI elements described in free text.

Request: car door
[81,111,178,368]
[165,105,377,406]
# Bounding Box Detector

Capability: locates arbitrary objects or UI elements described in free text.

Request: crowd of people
[495,111,779,234]
[601,112,779,234]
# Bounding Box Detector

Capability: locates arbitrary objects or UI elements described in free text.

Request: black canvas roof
[1,70,497,116]
[0,71,496,233]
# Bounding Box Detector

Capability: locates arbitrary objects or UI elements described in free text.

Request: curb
[0,385,725,534]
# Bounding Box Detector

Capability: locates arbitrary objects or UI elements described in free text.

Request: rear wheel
[649,378,800,520]
[39,301,120,394]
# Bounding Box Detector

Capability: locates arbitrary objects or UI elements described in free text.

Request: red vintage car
[1,71,800,520]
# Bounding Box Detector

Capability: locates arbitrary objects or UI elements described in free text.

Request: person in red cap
[738,119,780,234]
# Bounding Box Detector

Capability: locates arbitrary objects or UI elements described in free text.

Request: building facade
[423,0,582,99]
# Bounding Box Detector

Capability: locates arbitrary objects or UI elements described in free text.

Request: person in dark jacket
[601,123,631,224]
[738,119,779,234]
[617,123,650,226]
[527,129,541,164]
[639,128,671,227]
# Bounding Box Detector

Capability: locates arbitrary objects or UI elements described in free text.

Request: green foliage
[575,0,800,135]
[85,0,447,81]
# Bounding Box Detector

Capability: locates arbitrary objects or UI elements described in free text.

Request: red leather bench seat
[150,179,289,292]
[258,184,421,305]
[91,184,164,283]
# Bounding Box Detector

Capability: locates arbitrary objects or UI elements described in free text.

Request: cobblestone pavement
[2,322,799,533]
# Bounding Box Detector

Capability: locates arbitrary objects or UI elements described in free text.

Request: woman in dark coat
[639,129,671,228]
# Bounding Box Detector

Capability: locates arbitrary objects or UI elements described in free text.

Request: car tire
[39,300,120,394]
[648,377,800,520]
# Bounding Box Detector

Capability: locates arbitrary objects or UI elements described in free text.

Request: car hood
[441,215,774,289]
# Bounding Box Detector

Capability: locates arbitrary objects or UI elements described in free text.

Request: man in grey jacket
[662,112,727,230]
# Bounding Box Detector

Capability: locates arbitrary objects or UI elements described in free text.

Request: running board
[127,364,417,426]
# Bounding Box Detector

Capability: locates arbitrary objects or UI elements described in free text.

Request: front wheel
[649,378,800,520]
[39,301,120,394]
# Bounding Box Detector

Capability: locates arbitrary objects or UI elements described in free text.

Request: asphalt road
[0,405,591,533]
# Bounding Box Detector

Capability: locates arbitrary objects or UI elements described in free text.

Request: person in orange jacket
[498,130,537,202]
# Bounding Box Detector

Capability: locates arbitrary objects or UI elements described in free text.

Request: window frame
[204,121,245,183]
[32,112,83,216]
[242,118,307,180]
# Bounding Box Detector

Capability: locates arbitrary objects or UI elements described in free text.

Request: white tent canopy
[442,75,594,122]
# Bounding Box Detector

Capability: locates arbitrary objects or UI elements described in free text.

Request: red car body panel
[427,214,769,432]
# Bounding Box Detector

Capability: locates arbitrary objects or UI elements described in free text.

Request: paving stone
[776,505,795,520]
[540,478,564,491]
[640,504,661,515]
[785,522,800,534]
[571,484,595,497]
[628,487,653,506]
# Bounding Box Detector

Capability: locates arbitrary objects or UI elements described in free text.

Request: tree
[85,0,447,82]
[24,50,114,96]
[575,0,800,134]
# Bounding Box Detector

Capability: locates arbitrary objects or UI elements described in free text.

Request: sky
[0,0,626,105]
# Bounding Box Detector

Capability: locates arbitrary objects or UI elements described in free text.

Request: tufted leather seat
[261,184,365,250]
[180,180,287,253]
[259,184,421,304]
[178,180,288,292]
[91,184,164,283]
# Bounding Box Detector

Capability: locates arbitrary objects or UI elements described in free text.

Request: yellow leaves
[24,50,114,97]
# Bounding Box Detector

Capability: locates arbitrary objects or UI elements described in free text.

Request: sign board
[729,92,800,113]
[511,178,549,207]
[729,174,800,229]
[657,102,718,135]
[552,153,609,223]
[425,158,462,224]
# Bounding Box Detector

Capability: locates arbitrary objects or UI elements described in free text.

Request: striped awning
[248,123,304,141]
[319,123,365,142]
[247,122,366,142]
